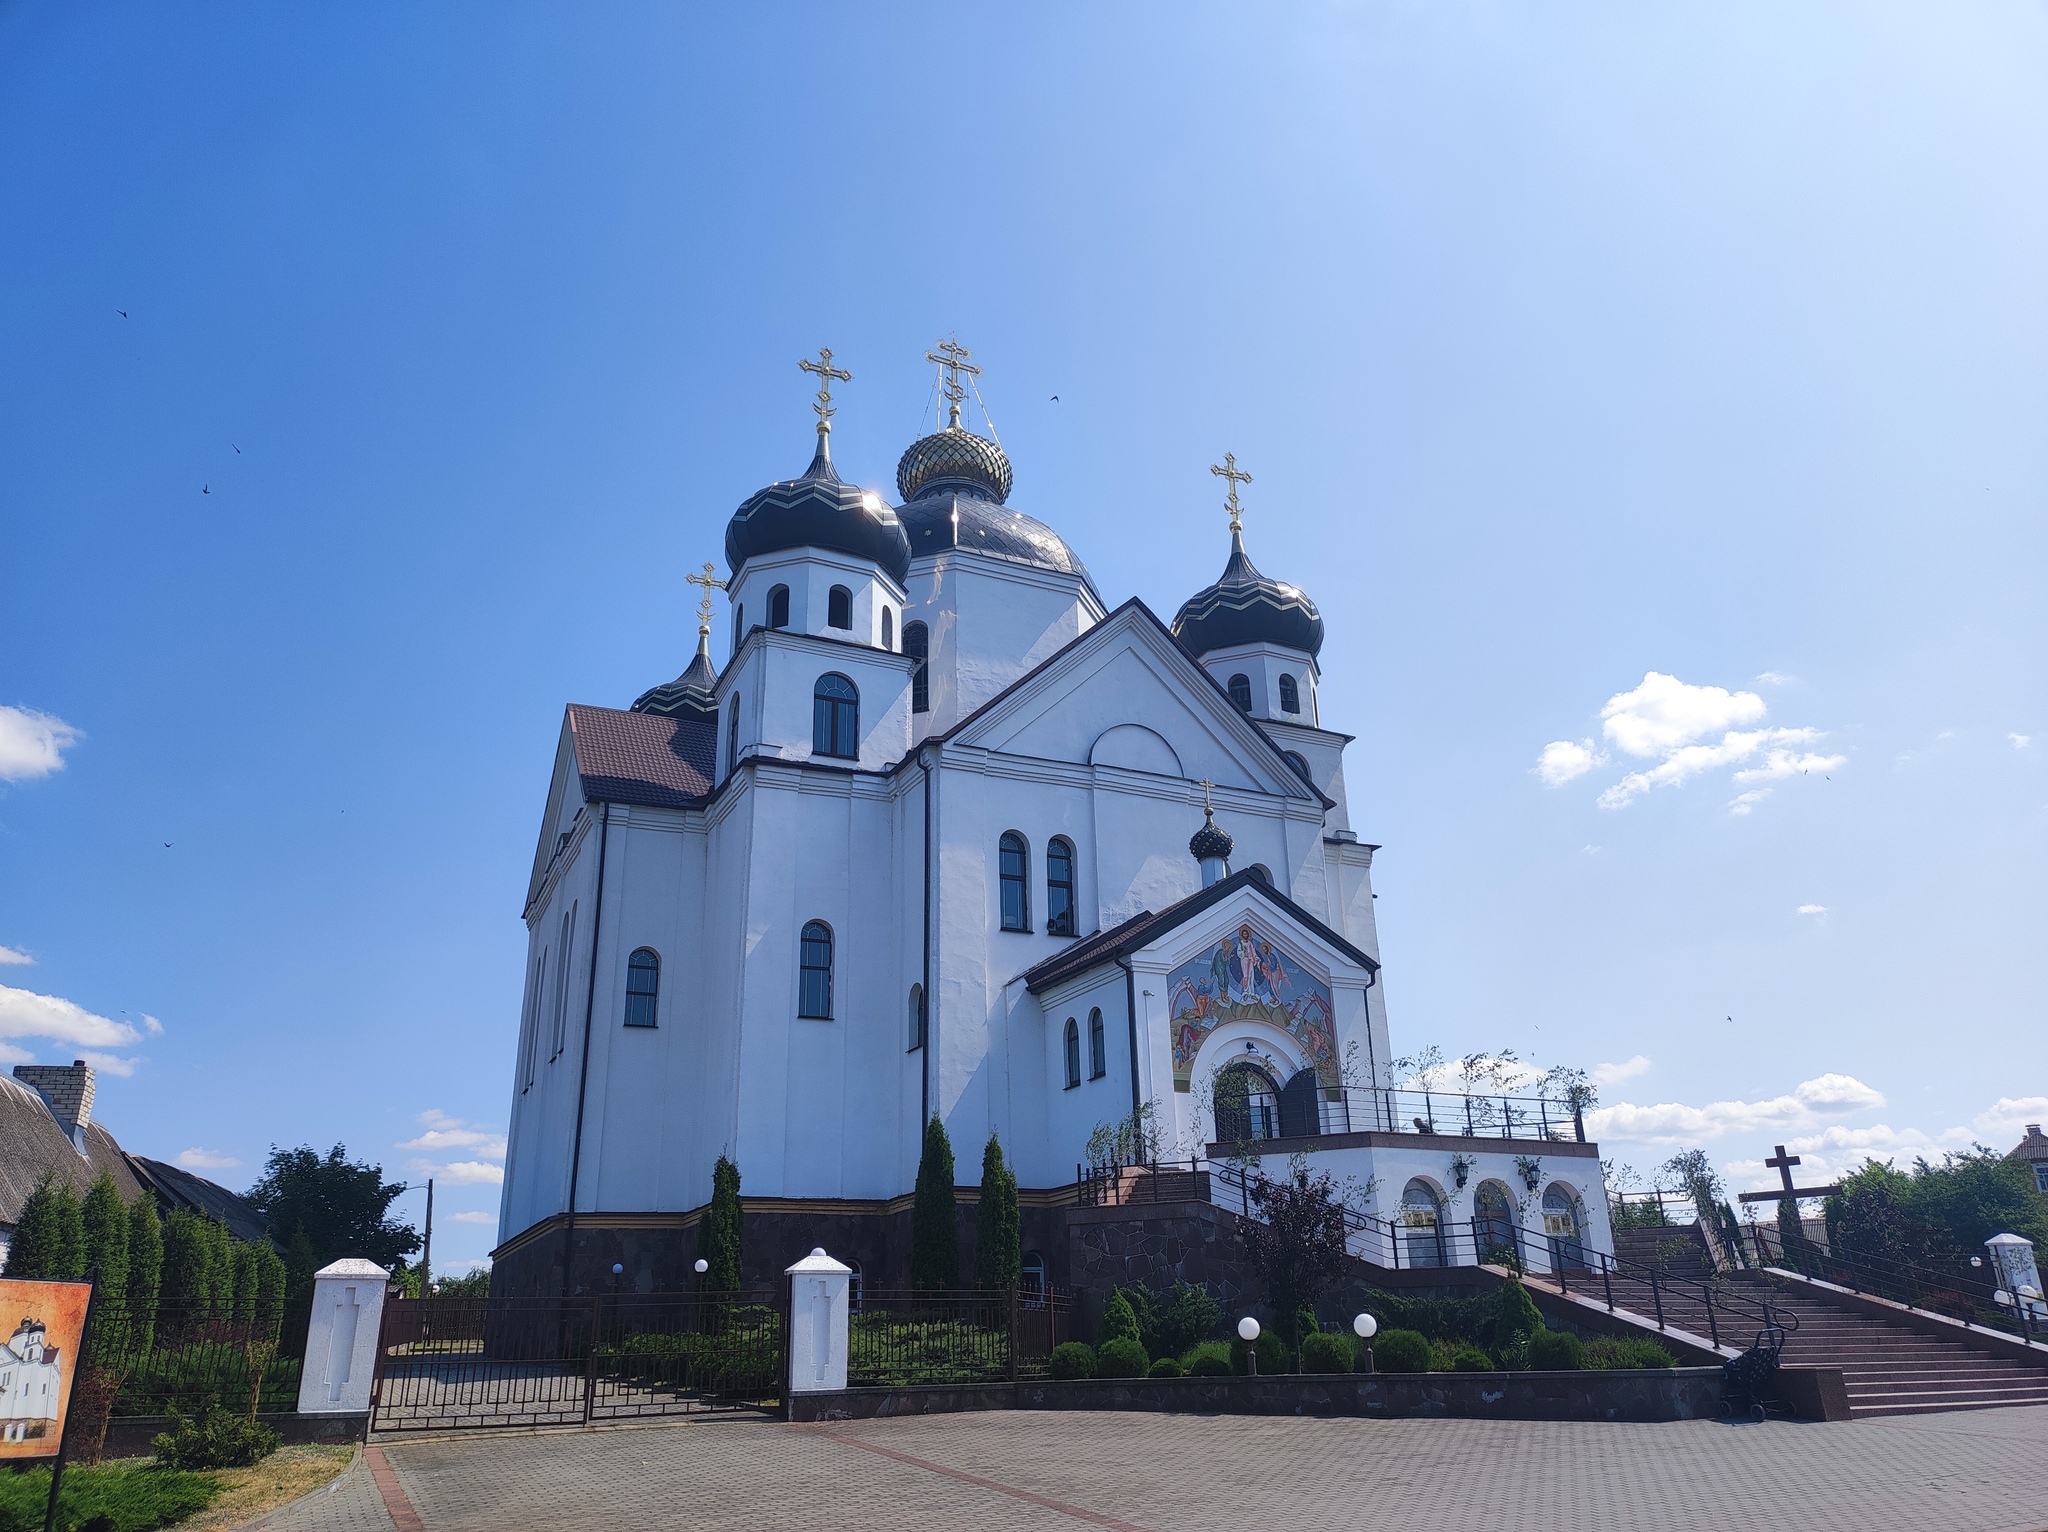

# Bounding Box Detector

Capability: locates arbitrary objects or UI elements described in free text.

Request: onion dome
[632,642,718,722]
[1172,528,1324,659]
[725,434,911,586]
[1188,805,1235,864]
[893,426,1096,586]
[897,424,1014,504]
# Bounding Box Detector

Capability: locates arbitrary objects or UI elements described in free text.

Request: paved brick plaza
[267,1407,2048,1532]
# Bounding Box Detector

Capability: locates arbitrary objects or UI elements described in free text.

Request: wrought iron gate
[369,1292,783,1433]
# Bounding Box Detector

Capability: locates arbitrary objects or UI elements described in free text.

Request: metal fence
[369,1292,783,1433]
[847,1288,1074,1387]
[1740,1225,2041,1344]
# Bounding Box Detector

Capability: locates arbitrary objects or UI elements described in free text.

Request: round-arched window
[798,920,833,1018]
[1213,1061,1278,1145]
[1227,673,1253,713]
[812,673,859,758]
[623,947,660,1028]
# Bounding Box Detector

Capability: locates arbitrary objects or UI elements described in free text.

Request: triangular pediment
[940,601,1317,800]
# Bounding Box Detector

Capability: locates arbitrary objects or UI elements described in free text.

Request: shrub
[0,1463,219,1532]
[1154,1282,1222,1358]
[1099,1290,1141,1347]
[1049,1341,1096,1380]
[151,1403,281,1470]
[1095,1337,1149,1379]
[1298,1330,1354,1374]
[1527,1328,1584,1370]
[1230,1331,1289,1375]
[1147,1356,1185,1378]
[1583,1335,1677,1369]
[1183,1341,1232,1377]
[1487,1281,1544,1356]
[1372,1329,1431,1373]
[1447,1343,1494,1372]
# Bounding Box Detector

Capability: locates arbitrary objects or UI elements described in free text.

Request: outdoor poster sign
[0,1279,91,1461]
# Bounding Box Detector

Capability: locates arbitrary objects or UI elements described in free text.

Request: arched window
[846,1258,864,1314]
[881,607,893,651]
[827,584,852,629]
[1088,1007,1105,1079]
[732,604,745,654]
[551,904,576,1058]
[1045,837,1076,936]
[623,948,660,1028]
[522,947,547,1089]
[1227,673,1253,714]
[1021,1251,1047,1306]
[1278,674,1301,714]
[1473,1181,1517,1265]
[1282,750,1312,784]
[727,694,741,775]
[1063,1018,1081,1089]
[1401,1179,1447,1268]
[907,983,926,1051]
[999,832,1030,931]
[903,621,929,713]
[768,585,790,629]
[798,921,833,1019]
[812,673,859,758]
[1542,1183,1588,1271]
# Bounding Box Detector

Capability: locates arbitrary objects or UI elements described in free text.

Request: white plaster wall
[902,553,1099,735]
[1197,642,1321,727]
[728,546,907,651]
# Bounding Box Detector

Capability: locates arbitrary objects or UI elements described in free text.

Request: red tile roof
[568,704,716,809]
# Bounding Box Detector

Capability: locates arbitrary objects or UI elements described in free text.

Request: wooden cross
[798,347,852,424]
[1210,453,1252,533]
[686,562,727,639]
[1735,1143,1844,1204]
[925,336,981,426]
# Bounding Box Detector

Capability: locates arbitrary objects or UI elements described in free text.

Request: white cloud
[1755,672,1793,686]
[1728,790,1771,816]
[0,1042,34,1066]
[1593,1055,1651,1086]
[448,1210,495,1225]
[1973,1097,2048,1143]
[0,946,33,967]
[1585,1073,1884,1147]
[2013,734,2032,750]
[398,1109,508,1160]
[140,1014,163,1035]
[413,1159,504,1186]
[1731,748,1846,784]
[1535,739,1604,787]
[1598,727,1824,809]
[0,984,143,1050]
[0,706,82,783]
[175,1147,241,1170]
[1796,903,1827,915]
[79,1051,137,1077]
[1601,672,1767,758]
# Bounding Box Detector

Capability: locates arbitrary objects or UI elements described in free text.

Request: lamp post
[1237,1316,1261,1376]
[1353,1312,1377,1374]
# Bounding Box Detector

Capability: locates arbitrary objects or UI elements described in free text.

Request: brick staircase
[1599,1226,2048,1417]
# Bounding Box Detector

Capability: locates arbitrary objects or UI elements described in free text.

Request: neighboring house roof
[0,1074,145,1231]
[567,703,717,809]
[2007,1124,2048,1166]
[124,1156,275,1248]
[1021,865,1380,996]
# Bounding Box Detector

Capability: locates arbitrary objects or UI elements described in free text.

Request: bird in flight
[1050,395,1059,402]
[163,842,172,848]
[202,485,210,494]
[116,309,128,319]
[232,444,241,454]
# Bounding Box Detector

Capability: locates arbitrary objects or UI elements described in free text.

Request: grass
[174,1446,353,1532]
[0,1461,219,1532]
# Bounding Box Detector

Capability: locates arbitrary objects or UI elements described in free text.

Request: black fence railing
[75,1295,308,1422]
[1075,1159,1210,1208]
[1335,1088,1587,1143]
[1741,1225,2044,1345]
[370,1292,783,1433]
[847,1288,1074,1386]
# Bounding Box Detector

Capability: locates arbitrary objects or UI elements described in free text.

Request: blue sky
[2,4,2042,1271]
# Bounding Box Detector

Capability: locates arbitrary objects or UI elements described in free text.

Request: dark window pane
[881,608,893,650]
[828,585,852,629]
[1228,674,1253,713]
[1088,1007,1105,1077]
[999,832,1028,930]
[1045,838,1075,936]
[813,675,858,757]
[799,921,833,1018]
[1064,1019,1080,1088]
[904,622,929,713]
[768,586,790,629]
[1278,674,1301,714]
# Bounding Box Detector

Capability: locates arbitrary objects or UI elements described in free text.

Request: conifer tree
[253,1242,287,1340]
[160,1210,208,1308]
[703,1156,743,1293]
[80,1173,130,1296]
[974,1131,1020,1292]
[1100,1288,1141,1346]
[911,1115,960,1290]
[232,1241,261,1322]
[127,1195,163,1349]
[4,1175,82,1279]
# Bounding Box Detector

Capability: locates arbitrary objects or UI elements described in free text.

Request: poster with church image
[0,1279,90,1459]
[1168,923,1337,1090]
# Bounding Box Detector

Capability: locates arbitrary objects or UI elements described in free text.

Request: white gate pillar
[297,1258,392,1414]
[784,1248,852,1394]
[1986,1233,2045,1322]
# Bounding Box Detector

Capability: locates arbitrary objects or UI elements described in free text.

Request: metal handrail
[1741,1225,2043,1345]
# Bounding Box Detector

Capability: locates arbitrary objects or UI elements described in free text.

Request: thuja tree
[81,1173,130,1296]
[911,1115,960,1290]
[4,1175,85,1280]
[702,1156,743,1292]
[1242,1164,1350,1354]
[975,1132,1020,1292]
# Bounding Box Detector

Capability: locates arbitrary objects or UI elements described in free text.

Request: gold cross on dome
[925,335,982,427]
[686,562,727,638]
[1210,453,1252,534]
[1199,777,1215,815]
[798,348,852,425]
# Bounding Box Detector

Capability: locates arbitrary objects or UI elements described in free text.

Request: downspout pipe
[1118,957,1141,1118]
[561,801,611,1296]
[920,749,933,1128]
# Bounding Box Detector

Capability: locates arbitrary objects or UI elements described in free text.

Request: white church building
[492,346,1611,1299]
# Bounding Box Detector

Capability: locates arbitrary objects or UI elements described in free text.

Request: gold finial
[1210,453,1252,535]
[924,335,982,429]
[798,348,852,436]
[686,562,728,654]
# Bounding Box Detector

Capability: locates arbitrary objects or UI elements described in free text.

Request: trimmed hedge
[1146,1356,1185,1378]
[1095,1337,1149,1379]
[1298,1331,1355,1374]
[1371,1328,1432,1373]
[1584,1335,1677,1369]
[1184,1341,1233,1377]
[1528,1329,1585,1371]
[1049,1341,1096,1380]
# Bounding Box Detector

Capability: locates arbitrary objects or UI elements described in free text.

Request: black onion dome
[1171,531,1324,659]
[725,439,911,586]
[1189,810,1235,863]
[896,424,1014,504]
[632,645,719,721]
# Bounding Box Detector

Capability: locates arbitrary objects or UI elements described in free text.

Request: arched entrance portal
[1212,1061,1280,1147]
[1542,1183,1588,1271]
[1400,1178,1447,1268]
[1472,1181,1516,1265]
